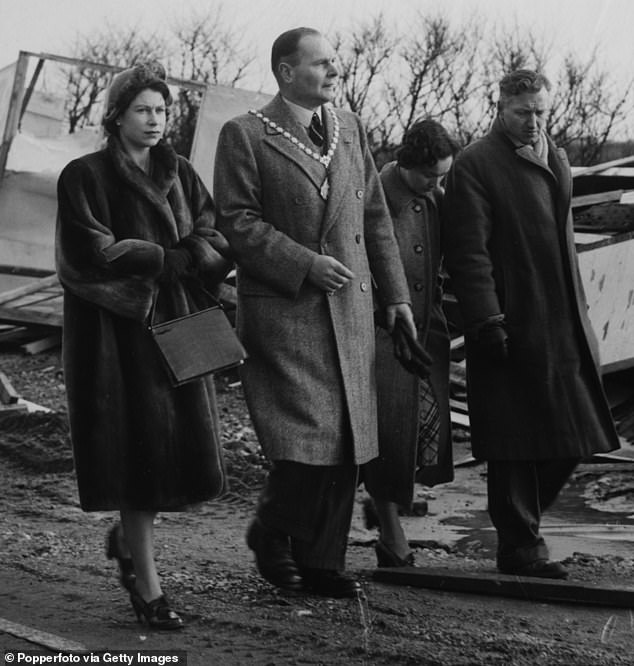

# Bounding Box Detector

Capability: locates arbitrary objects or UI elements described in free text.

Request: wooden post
[0,51,29,180]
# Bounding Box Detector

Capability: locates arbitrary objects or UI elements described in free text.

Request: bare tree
[63,7,254,156]
[548,53,634,164]
[334,10,633,166]
[166,7,255,156]
[64,24,160,133]
[333,16,394,116]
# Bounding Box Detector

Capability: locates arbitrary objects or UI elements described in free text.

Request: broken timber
[0,273,62,328]
[372,566,634,608]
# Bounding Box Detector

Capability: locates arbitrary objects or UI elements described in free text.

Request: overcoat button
[294,196,305,205]
[413,204,422,212]
[356,189,364,199]
[355,234,362,244]
[414,282,423,291]
[414,244,424,253]
[360,282,368,292]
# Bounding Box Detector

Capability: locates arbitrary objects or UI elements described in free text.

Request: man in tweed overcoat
[214,27,415,597]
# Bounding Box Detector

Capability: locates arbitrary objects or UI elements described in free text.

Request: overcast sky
[1,0,633,94]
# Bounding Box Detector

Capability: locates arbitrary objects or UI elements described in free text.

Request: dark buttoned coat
[214,94,409,465]
[365,162,454,506]
[443,119,619,460]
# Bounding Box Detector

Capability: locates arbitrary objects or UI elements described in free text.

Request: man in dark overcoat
[443,69,619,579]
[213,27,415,597]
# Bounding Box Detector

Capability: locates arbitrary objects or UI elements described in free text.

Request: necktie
[308,112,324,149]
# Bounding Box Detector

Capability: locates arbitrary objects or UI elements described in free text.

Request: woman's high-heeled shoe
[129,588,184,630]
[375,540,417,568]
[106,524,136,592]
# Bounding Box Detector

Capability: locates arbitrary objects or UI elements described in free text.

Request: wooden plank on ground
[0,273,58,305]
[0,402,29,418]
[0,617,87,652]
[450,335,465,351]
[450,411,470,428]
[450,398,469,414]
[572,190,623,209]
[0,304,62,327]
[573,155,634,178]
[21,332,62,355]
[0,370,20,403]
[372,567,634,608]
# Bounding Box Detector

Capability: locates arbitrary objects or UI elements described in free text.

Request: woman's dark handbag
[149,290,247,386]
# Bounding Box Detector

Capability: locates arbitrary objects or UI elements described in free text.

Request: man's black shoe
[499,559,568,579]
[301,568,361,598]
[246,519,303,591]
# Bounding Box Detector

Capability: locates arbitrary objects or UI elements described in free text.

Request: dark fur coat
[56,136,231,511]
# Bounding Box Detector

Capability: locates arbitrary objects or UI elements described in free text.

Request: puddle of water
[353,462,634,561]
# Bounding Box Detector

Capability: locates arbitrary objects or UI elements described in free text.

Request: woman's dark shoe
[129,588,184,630]
[375,540,417,568]
[106,524,136,592]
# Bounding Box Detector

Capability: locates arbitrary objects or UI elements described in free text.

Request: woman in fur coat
[56,62,232,629]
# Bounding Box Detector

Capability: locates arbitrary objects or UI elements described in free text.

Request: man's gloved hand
[392,319,433,378]
[475,317,509,362]
[160,247,193,283]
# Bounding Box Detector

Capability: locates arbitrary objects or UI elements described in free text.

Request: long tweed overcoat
[365,162,454,506]
[214,95,409,466]
[443,119,619,460]
[56,137,231,511]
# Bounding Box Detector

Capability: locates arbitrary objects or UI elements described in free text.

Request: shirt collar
[282,96,322,127]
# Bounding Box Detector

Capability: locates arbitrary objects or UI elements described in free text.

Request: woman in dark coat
[364,120,460,566]
[56,62,232,629]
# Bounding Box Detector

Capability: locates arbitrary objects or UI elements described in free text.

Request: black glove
[475,318,509,362]
[160,247,193,283]
[392,319,433,378]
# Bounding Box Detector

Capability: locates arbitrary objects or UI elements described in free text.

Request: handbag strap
[149,280,223,327]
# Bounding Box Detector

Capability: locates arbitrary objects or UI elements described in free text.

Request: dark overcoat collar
[489,117,572,228]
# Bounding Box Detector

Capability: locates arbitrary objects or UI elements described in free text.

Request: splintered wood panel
[0,273,63,328]
[578,234,634,372]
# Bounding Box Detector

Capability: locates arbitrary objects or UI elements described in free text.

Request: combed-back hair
[396,119,461,170]
[271,27,321,78]
[498,69,551,106]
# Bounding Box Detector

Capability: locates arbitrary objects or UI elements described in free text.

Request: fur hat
[103,61,173,134]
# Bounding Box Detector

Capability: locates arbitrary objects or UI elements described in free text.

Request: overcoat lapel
[259,95,327,192]
[320,108,354,238]
[547,144,573,227]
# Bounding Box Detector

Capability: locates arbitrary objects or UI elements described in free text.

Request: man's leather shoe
[246,519,303,591]
[301,568,361,598]
[499,559,568,579]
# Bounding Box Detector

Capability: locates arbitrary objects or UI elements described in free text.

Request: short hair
[498,69,551,108]
[103,61,172,135]
[271,27,321,79]
[396,119,461,170]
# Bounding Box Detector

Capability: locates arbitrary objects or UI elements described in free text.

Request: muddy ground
[1,349,634,665]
